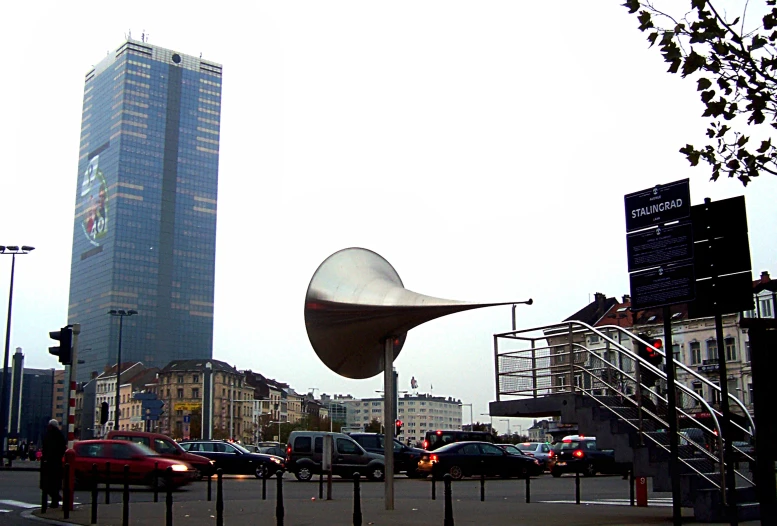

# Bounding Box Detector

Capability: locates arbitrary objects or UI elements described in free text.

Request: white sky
[1,1,775,436]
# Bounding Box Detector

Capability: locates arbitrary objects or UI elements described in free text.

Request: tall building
[68,39,222,381]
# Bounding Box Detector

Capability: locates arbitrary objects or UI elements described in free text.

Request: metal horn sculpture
[304,247,532,379]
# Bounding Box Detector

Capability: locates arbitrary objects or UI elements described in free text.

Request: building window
[711,383,722,404]
[690,342,701,365]
[745,341,751,362]
[192,388,200,399]
[693,383,703,404]
[672,344,681,363]
[177,389,184,399]
[177,375,184,384]
[725,338,737,361]
[705,340,717,361]
[193,375,199,383]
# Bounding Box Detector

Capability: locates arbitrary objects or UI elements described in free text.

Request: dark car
[180,440,285,478]
[550,436,621,477]
[423,430,495,451]
[72,440,196,489]
[107,430,215,479]
[348,432,428,477]
[417,441,542,480]
[286,431,385,482]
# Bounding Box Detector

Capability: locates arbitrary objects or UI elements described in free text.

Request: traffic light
[49,326,73,365]
[100,402,109,425]
[395,419,403,436]
[635,333,664,387]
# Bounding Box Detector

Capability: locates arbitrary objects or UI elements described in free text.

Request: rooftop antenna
[128,29,132,40]
[141,30,145,43]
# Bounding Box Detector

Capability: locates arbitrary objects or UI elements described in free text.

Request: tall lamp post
[0,245,34,459]
[499,418,511,437]
[108,309,137,432]
[460,403,473,430]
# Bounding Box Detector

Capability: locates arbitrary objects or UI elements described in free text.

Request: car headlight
[533,460,540,465]
[270,457,282,464]
[209,460,216,465]
[171,464,189,472]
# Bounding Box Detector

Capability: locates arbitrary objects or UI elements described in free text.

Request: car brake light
[436,431,442,435]
[423,440,428,449]
[430,454,438,462]
[548,450,554,458]
[573,450,584,459]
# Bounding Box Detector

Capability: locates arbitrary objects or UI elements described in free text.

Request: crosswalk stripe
[0,499,40,509]
[540,499,673,507]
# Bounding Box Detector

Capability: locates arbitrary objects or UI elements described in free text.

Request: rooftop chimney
[761,271,771,283]
[622,294,631,303]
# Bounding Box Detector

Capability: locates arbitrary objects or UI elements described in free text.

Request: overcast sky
[1,1,774,436]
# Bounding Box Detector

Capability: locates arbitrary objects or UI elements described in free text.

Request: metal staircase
[491,321,758,522]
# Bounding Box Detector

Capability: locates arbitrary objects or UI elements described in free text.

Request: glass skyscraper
[68,39,221,382]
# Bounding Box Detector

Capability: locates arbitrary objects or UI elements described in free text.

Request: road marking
[0,500,40,509]
[540,498,673,507]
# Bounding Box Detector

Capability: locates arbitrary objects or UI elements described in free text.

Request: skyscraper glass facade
[68,40,221,382]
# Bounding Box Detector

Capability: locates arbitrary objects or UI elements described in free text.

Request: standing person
[41,419,66,508]
[19,441,28,461]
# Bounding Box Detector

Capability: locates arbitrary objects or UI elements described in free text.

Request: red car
[72,440,196,489]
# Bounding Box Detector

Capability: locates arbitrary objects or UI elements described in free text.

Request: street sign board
[626,222,694,272]
[629,263,696,310]
[624,179,691,233]
[687,272,754,318]
[183,415,191,424]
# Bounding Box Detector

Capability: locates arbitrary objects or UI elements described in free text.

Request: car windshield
[560,440,587,449]
[517,443,536,451]
[501,445,522,455]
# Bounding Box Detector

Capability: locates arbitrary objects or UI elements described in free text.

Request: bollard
[431,473,436,500]
[480,472,485,502]
[575,468,581,505]
[525,473,531,503]
[216,468,224,526]
[165,467,173,526]
[40,460,48,514]
[276,470,285,526]
[105,461,111,504]
[63,462,71,520]
[635,475,648,507]
[153,461,159,503]
[443,473,454,526]
[263,469,267,500]
[120,464,131,522]
[353,472,362,526]
[207,472,212,501]
[319,471,323,500]
[65,449,76,512]
[91,463,98,524]
[629,469,635,506]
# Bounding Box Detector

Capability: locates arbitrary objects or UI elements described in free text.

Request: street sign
[626,222,694,272]
[183,415,191,424]
[629,263,696,310]
[624,179,690,233]
[687,272,754,318]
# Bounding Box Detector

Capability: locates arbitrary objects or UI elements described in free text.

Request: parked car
[550,436,622,477]
[107,430,215,479]
[348,432,428,477]
[423,430,495,451]
[286,431,385,482]
[515,442,553,469]
[417,441,542,480]
[179,440,285,478]
[72,440,196,489]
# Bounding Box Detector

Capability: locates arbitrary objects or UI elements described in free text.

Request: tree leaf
[697,78,712,90]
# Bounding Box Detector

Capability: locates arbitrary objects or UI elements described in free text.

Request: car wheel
[255,464,269,479]
[583,463,596,477]
[448,465,464,480]
[295,466,313,482]
[551,470,562,478]
[367,465,385,482]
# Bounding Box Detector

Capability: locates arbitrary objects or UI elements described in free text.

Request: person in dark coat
[41,419,66,508]
[19,441,28,461]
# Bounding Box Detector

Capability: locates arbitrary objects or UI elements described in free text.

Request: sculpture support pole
[383,337,395,510]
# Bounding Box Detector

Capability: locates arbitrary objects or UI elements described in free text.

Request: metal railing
[493,320,756,502]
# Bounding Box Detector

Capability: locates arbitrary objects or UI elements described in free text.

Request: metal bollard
[480,472,485,502]
[216,468,224,526]
[153,461,159,503]
[63,462,71,520]
[319,471,323,500]
[91,463,98,524]
[105,461,111,504]
[166,467,173,526]
[443,473,454,526]
[575,468,581,505]
[122,465,130,526]
[525,473,531,503]
[629,469,635,506]
[40,460,48,514]
[432,473,436,500]
[276,470,285,526]
[207,472,212,501]
[353,473,362,526]
[263,469,267,500]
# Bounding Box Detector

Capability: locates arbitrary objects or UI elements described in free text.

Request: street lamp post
[460,403,474,430]
[0,245,34,459]
[108,309,137,432]
[499,418,511,437]
[269,420,283,443]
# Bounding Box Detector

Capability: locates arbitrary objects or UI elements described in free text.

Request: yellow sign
[174,402,202,411]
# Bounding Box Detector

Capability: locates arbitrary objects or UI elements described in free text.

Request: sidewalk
[29,495,755,526]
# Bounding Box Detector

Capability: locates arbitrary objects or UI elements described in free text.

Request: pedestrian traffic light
[48,326,73,365]
[100,402,109,425]
[635,333,664,387]
[395,419,403,436]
